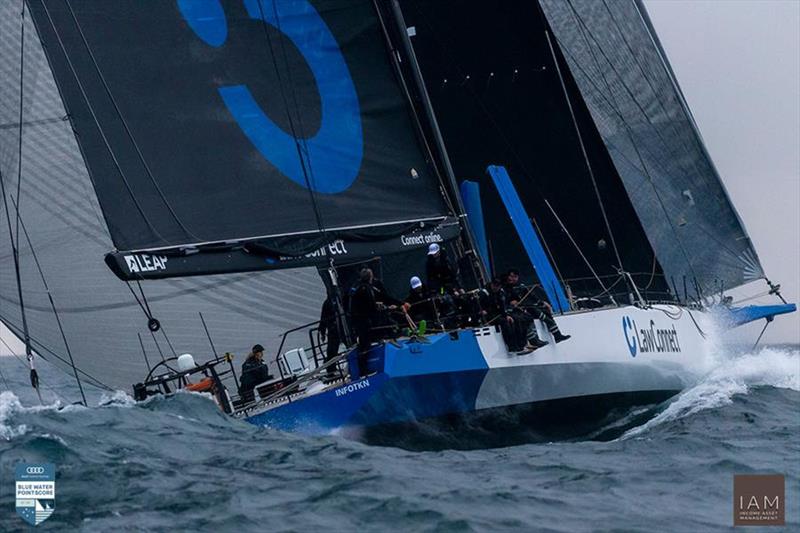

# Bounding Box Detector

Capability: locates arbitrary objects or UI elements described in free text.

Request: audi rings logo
[15,462,56,525]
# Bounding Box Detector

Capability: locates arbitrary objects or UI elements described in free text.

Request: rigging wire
[558,0,700,284]
[558,0,760,291]
[0,360,10,390]
[0,334,64,402]
[403,1,630,285]
[6,2,87,406]
[544,199,613,299]
[14,0,25,247]
[123,278,183,360]
[11,198,87,405]
[542,29,626,275]
[644,254,658,290]
[0,5,86,405]
[752,319,771,351]
[0,7,39,402]
[38,0,169,245]
[149,330,168,364]
[254,0,328,239]
[531,215,566,286]
[266,0,319,192]
[371,0,459,217]
[0,311,112,391]
[61,0,201,244]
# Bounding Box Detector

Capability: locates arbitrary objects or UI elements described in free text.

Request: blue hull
[243,326,686,437]
[245,330,491,434]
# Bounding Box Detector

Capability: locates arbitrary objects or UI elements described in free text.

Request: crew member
[239,344,272,403]
[505,269,570,344]
[478,278,521,349]
[425,243,459,295]
[349,268,392,376]
[319,294,343,380]
[403,276,436,325]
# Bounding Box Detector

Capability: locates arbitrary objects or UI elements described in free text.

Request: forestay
[538,0,763,294]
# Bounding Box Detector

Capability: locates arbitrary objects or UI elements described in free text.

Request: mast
[388,0,487,284]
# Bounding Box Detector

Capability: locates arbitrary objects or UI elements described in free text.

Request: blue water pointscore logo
[177,0,364,194]
[15,463,55,526]
[622,315,637,357]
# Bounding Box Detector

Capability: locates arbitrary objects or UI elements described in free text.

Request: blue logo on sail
[178,0,363,194]
[622,315,637,357]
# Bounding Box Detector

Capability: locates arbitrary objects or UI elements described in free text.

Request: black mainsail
[0,0,458,391]
[25,0,458,280]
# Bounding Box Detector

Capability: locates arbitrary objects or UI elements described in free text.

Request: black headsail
[25,0,459,280]
[537,0,764,295]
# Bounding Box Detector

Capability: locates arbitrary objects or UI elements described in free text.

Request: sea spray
[622,345,799,438]
[0,391,28,440]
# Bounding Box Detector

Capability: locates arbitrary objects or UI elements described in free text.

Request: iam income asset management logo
[15,463,55,526]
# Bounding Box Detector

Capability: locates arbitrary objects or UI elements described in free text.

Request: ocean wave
[622,345,799,438]
[0,390,89,441]
[0,391,29,440]
[98,389,137,407]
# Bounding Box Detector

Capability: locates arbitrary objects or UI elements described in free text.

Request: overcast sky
[645,0,800,344]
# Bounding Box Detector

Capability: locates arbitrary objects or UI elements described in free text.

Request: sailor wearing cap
[425,243,458,295]
[238,343,272,403]
[403,275,435,324]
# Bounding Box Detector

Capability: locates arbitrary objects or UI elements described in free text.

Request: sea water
[1,345,798,532]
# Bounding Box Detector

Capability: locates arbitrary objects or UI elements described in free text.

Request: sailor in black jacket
[239,344,272,403]
[349,268,399,376]
[403,276,437,324]
[504,269,570,344]
[319,295,342,379]
[478,278,522,350]
[425,243,458,295]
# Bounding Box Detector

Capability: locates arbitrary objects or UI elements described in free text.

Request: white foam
[0,390,89,440]
[623,345,799,438]
[38,433,68,446]
[0,391,29,440]
[98,390,136,407]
